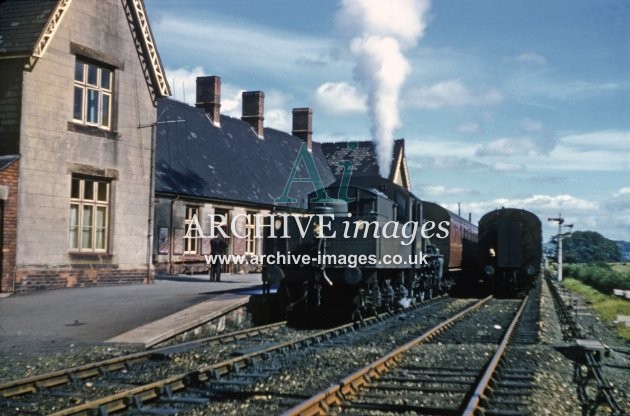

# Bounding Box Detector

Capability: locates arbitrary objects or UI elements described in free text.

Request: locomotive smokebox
[343,267,362,285]
[310,200,348,216]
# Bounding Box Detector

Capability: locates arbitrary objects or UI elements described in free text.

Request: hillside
[616,240,630,262]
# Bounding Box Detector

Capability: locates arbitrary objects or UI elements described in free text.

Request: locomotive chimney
[241,91,265,139]
[195,76,221,127]
[292,107,312,151]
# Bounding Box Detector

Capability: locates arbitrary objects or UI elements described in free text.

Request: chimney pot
[292,107,313,151]
[196,76,221,126]
[241,91,265,138]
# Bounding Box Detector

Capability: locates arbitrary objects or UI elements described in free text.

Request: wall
[153,197,267,275]
[13,0,157,291]
[0,160,19,292]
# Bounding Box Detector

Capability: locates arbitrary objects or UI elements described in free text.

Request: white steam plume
[337,0,431,178]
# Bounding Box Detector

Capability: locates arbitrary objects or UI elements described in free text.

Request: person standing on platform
[210,236,227,282]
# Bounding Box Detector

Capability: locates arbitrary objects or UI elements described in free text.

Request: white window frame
[73,59,113,130]
[184,206,200,255]
[245,212,257,255]
[69,177,110,253]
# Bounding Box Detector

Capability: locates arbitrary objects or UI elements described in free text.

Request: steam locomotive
[262,178,478,325]
[477,208,542,294]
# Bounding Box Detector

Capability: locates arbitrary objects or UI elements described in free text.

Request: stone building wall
[11,0,158,292]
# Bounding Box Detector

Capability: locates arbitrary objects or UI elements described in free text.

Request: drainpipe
[169,196,179,275]
[146,122,156,284]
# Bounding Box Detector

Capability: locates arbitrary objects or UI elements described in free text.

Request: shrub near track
[563,278,630,342]
[563,263,630,294]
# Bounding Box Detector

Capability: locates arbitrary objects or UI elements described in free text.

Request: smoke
[336,0,431,178]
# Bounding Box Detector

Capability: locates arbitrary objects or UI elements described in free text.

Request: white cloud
[492,161,526,172]
[220,87,245,117]
[222,88,294,131]
[165,66,205,105]
[477,130,630,172]
[560,130,630,152]
[408,156,487,172]
[163,66,293,131]
[541,130,630,171]
[476,137,540,157]
[313,82,367,114]
[421,185,475,197]
[606,187,630,211]
[157,15,333,78]
[407,79,503,109]
[516,52,547,66]
[406,137,478,160]
[441,194,601,239]
[519,118,543,132]
[470,194,599,213]
[457,122,481,134]
[265,108,292,132]
[506,70,624,102]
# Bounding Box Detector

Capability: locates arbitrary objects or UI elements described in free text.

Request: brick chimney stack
[195,76,221,126]
[292,107,313,151]
[241,91,265,139]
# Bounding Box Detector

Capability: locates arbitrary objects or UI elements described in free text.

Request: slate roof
[155,99,336,210]
[0,0,57,56]
[0,154,19,170]
[321,139,404,181]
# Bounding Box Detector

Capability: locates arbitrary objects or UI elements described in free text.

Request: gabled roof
[0,0,170,97]
[0,155,19,171]
[155,99,336,209]
[0,0,58,57]
[321,139,411,191]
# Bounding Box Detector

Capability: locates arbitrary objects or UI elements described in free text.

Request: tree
[562,231,621,263]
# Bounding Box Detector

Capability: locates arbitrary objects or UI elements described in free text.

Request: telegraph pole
[547,214,573,282]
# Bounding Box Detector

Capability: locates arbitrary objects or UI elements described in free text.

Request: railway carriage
[421,201,478,279]
[477,208,542,294]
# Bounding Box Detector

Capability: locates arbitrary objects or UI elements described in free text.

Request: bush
[563,263,630,294]
[564,278,630,342]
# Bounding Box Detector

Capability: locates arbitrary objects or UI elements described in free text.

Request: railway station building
[153,76,337,274]
[152,76,414,275]
[0,0,414,290]
[0,0,170,293]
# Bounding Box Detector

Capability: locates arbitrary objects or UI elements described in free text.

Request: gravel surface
[3,282,628,415]
[553,280,630,414]
[526,280,583,416]
[181,298,474,415]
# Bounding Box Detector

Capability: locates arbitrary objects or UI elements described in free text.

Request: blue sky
[144,0,630,242]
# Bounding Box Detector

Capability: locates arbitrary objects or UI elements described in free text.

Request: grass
[610,262,630,275]
[563,278,630,342]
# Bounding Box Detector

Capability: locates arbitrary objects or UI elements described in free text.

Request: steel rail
[0,321,286,398]
[546,278,626,416]
[48,296,447,415]
[461,294,529,415]
[281,295,493,416]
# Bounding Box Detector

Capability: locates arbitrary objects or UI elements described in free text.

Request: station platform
[0,273,262,358]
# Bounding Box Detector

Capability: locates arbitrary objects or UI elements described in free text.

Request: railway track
[1,295,452,415]
[284,292,538,416]
[0,321,290,414]
[546,278,627,416]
